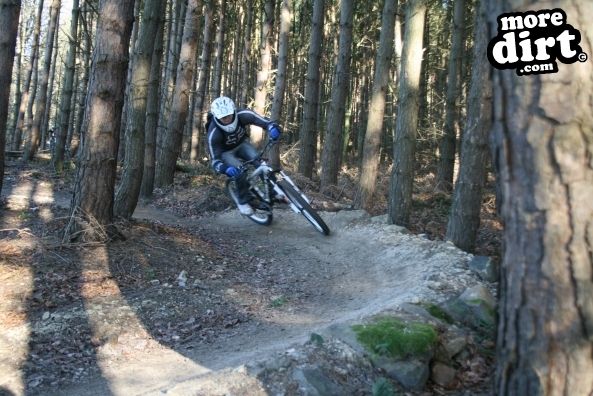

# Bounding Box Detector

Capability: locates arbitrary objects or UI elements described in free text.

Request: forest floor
[0,153,501,396]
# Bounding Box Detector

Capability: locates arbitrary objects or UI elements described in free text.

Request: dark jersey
[207,109,272,174]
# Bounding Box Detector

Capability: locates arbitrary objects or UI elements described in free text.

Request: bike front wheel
[277,180,330,236]
[226,179,273,226]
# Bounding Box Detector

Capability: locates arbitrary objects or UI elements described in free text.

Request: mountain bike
[226,141,330,236]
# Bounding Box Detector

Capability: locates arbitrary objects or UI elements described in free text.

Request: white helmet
[211,96,238,133]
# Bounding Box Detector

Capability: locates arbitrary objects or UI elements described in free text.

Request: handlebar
[237,139,278,172]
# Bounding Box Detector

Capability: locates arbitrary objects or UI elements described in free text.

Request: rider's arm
[237,109,275,129]
[207,128,229,174]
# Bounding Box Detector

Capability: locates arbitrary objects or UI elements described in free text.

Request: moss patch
[422,303,454,324]
[353,317,437,360]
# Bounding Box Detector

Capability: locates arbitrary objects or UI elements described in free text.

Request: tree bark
[388,0,426,226]
[0,0,21,195]
[252,0,275,146]
[13,0,43,151]
[70,5,93,158]
[66,0,136,240]
[157,0,185,155]
[297,0,324,178]
[355,0,398,210]
[269,0,291,169]
[114,0,165,218]
[8,13,24,150]
[238,0,253,108]
[320,0,354,190]
[445,0,491,252]
[492,1,593,394]
[42,26,60,150]
[435,0,465,192]
[155,0,201,187]
[210,0,225,98]
[117,0,142,163]
[54,0,80,172]
[140,10,166,198]
[190,0,214,162]
[24,0,61,161]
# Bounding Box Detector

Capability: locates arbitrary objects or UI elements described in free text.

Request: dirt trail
[1,179,481,395]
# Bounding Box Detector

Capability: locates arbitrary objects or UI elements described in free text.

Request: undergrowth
[352,317,438,359]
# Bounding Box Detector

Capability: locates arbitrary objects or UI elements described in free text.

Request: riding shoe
[237,203,254,216]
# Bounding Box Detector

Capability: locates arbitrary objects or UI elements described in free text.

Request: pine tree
[388,0,427,226]
[0,0,22,195]
[66,0,136,240]
[320,0,354,190]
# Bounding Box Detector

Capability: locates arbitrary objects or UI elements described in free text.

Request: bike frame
[230,140,330,235]
[243,142,310,214]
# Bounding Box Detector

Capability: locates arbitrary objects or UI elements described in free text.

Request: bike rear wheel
[226,179,273,226]
[277,180,330,235]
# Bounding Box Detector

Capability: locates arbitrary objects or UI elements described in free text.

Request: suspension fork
[277,170,312,204]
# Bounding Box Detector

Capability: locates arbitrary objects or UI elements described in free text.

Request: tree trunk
[118,0,142,163]
[70,3,94,158]
[66,0,135,240]
[229,3,242,100]
[114,0,164,218]
[24,54,39,147]
[140,9,165,198]
[54,0,80,172]
[155,0,201,188]
[190,0,214,162]
[13,0,43,151]
[252,0,275,146]
[0,0,21,195]
[238,0,253,108]
[492,1,593,394]
[157,0,185,155]
[388,0,426,226]
[298,0,324,178]
[42,27,60,150]
[435,0,465,192]
[66,66,78,151]
[24,0,61,161]
[320,0,354,190]
[210,0,225,98]
[269,0,291,169]
[445,0,491,252]
[8,14,24,150]
[355,0,398,210]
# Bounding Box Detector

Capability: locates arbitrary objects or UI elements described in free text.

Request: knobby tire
[277,180,330,236]
[226,179,273,226]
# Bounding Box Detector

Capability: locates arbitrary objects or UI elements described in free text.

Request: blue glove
[267,123,281,141]
[225,166,240,178]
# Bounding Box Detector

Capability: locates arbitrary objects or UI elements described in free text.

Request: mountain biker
[207,96,281,216]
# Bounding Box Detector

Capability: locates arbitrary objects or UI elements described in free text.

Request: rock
[42,312,50,320]
[368,215,409,233]
[385,224,409,234]
[293,367,344,396]
[441,286,497,336]
[431,362,456,387]
[443,336,468,359]
[177,271,187,288]
[323,324,368,356]
[468,256,499,282]
[376,358,429,391]
[459,285,496,310]
[370,214,388,223]
[399,303,446,326]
